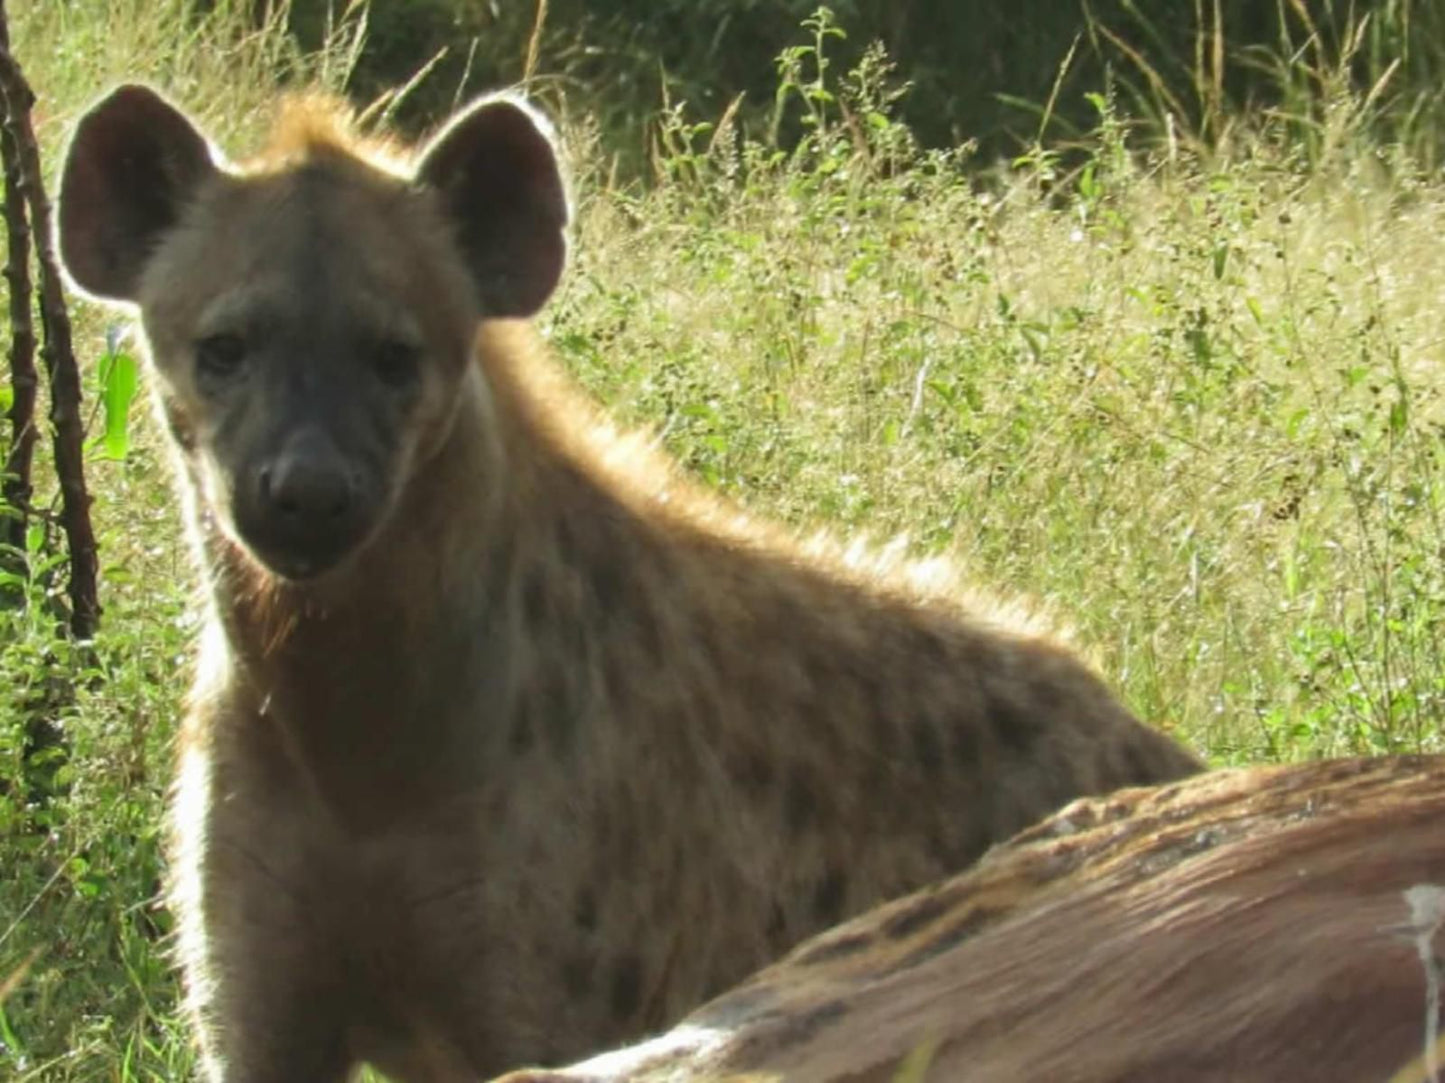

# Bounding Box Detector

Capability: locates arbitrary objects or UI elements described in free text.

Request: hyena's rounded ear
[415,96,570,319]
[58,84,217,304]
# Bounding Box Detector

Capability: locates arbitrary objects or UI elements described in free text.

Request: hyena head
[58,86,569,580]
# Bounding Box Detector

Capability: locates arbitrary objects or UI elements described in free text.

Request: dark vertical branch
[0,34,99,638]
[0,0,35,572]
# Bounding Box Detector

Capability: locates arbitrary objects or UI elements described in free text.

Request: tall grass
[564,33,1445,764]
[264,0,1445,171]
[2,2,1444,1078]
[1086,0,1445,169]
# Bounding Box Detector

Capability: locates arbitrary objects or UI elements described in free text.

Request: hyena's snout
[239,429,373,579]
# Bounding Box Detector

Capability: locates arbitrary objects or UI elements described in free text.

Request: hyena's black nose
[260,454,352,521]
[237,426,373,579]
[250,432,363,575]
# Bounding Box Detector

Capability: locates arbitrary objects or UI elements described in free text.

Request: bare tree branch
[0,23,99,637]
[0,0,36,576]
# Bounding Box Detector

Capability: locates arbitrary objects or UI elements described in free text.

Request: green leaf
[98,349,140,461]
[1212,242,1229,280]
[1389,398,1408,436]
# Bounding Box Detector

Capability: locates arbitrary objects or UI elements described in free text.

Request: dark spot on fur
[765,902,788,943]
[601,653,629,706]
[719,997,848,1063]
[484,788,508,822]
[1033,673,1065,712]
[812,866,848,925]
[911,719,943,780]
[561,954,593,998]
[905,622,950,667]
[521,568,548,629]
[881,889,953,942]
[785,998,849,1041]
[927,823,983,873]
[791,927,877,967]
[992,690,1040,754]
[508,709,534,755]
[890,906,1004,973]
[480,531,519,604]
[591,561,625,612]
[609,953,643,1022]
[541,676,577,754]
[687,701,722,746]
[1121,739,1161,785]
[866,708,900,765]
[726,998,848,1064]
[784,765,817,834]
[728,746,775,797]
[852,670,900,760]
[574,886,598,932]
[632,602,665,664]
[949,719,980,769]
[554,514,581,566]
[802,650,834,693]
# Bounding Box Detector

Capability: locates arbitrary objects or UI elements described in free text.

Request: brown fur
[500,756,1445,1083]
[57,86,1201,1082]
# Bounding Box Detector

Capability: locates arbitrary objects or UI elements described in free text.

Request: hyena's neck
[192,365,521,797]
[192,339,636,818]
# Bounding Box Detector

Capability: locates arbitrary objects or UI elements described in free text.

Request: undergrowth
[2,2,1443,1078]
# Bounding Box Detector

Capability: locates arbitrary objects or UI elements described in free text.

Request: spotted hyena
[57,85,1202,1082]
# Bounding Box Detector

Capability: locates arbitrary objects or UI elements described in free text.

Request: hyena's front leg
[171,745,351,1083]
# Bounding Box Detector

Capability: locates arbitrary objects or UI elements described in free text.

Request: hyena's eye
[195,334,247,381]
[372,340,420,390]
